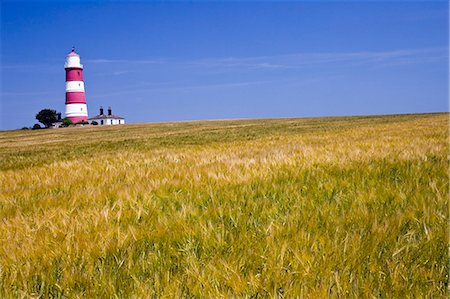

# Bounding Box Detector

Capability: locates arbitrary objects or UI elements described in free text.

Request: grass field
[0,113,448,297]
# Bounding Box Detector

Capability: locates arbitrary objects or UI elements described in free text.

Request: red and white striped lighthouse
[64,47,88,123]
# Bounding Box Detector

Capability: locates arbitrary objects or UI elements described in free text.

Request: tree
[36,109,58,128]
[32,124,42,130]
[62,118,73,127]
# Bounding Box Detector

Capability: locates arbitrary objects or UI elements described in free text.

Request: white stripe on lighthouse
[64,56,83,69]
[65,81,85,92]
[65,103,88,117]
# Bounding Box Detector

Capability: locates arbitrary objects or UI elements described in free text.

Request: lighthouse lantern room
[65,47,88,123]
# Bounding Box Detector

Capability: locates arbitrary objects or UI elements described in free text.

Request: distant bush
[76,120,90,126]
[21,127,30,130]
[91,121,98,125]
[62,118,73,127]
[32,124,42,130]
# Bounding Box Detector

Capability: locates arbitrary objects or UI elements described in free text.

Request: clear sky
[1,1,448,130]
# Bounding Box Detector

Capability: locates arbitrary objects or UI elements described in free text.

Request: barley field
[0,113,448,298]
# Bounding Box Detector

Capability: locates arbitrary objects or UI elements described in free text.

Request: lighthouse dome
[65,47,83,69]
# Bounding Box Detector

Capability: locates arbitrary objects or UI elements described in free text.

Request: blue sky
[1,1,448,130]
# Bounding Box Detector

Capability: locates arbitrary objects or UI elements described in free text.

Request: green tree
[36,109,58,128]
[32,124,42,130]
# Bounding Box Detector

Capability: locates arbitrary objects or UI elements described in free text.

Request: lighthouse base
[65,103,88,124]
[68,116,88,124]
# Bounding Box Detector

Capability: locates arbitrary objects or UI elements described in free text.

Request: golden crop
[0,113,448,297]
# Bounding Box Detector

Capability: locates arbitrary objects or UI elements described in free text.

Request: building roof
[66,47,79,57]
[89,114,125,120]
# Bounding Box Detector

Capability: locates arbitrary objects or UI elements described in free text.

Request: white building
[88,107,125,125]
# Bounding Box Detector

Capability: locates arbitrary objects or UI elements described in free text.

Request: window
[101,120,103,125]
[77,71,80,75]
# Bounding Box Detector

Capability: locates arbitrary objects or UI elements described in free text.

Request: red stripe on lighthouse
[66,69,84,81]
[66,92,86,104]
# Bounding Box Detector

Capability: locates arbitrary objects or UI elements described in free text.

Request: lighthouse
[64,47,88,123]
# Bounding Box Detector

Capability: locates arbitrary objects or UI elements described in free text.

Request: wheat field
[0,113,448,297]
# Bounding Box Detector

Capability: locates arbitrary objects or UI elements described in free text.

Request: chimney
[100,106,104,115]
[108,107,112,116]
